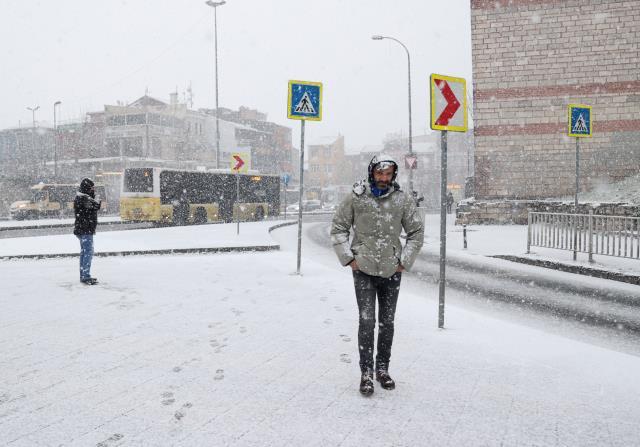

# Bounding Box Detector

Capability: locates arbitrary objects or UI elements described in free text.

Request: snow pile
[560,173,640,205]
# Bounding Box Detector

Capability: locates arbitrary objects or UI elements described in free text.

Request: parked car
[303,199,322,212]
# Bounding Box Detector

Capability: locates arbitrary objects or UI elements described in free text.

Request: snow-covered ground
[426,214,640,277]
[1,221,640,446]
[0,216,121,229]
[0,221,289,257]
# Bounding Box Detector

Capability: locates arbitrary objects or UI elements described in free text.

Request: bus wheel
[194,207,208,225]
[254,206,265,221]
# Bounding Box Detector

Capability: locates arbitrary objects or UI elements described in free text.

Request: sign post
[287,80,323,274]
[282,173,291,219]
[568,104,592,261]
[231,152,249,235]
[430,73,467,329]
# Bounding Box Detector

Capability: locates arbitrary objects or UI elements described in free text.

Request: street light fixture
[53,101,61,180]
[371,34,414,193]
[26,105,40,176]
[205,0,226,169]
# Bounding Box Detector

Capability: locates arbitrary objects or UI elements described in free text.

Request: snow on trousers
[353,270,402,373]
[77,234,94,281]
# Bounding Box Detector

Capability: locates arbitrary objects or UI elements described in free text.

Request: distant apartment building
[306,136,350,190]
[0,94,295,215]
[214,106,295,176]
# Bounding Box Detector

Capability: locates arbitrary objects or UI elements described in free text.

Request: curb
[0,219,124,232]
[0,220,299,261]
[0,245,280,261]
[492,255,640,286]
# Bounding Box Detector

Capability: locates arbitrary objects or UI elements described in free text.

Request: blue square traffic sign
[288,80,323,121]
[568,104,592,137]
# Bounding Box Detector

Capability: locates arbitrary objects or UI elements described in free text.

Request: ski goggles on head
[374,161,396,171]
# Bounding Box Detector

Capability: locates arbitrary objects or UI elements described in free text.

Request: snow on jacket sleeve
[330,194,355,266]
[400,194,424,271]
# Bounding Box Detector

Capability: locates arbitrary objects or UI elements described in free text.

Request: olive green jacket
[330,181,424,278]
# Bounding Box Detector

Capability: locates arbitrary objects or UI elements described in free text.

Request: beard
[375,180,390,189]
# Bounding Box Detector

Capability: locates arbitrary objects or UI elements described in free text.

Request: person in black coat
[74,178,101,284]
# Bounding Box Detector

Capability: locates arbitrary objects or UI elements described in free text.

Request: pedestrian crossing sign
[288,80,323,121]
[568,104,592,137]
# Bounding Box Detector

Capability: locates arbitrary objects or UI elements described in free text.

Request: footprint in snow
[340,334,351,342]
[340,354,352,364]
[161,391,175,406]
[214,369,225,380]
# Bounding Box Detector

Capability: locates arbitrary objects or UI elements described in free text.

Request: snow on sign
[231,152,250,173]
[568,104,592,137]
[287,80,322,121]
[430,74,467,132]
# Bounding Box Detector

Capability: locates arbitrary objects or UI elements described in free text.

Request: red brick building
[471,0,640,200]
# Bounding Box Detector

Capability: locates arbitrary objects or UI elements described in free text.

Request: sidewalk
[0,221,292,259]
[1,228,640,445]
[0,216,121,230]
[426,214,640,284]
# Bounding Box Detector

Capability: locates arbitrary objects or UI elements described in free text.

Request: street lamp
[53,101,61,180]
[372,35,414,193]
[205,0,226,169]
[26,105,40,176]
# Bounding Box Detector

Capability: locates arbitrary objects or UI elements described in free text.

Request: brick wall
[471,0,640,199]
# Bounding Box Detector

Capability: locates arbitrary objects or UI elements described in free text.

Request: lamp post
[26,105,40,176]
[53,101,61,180]
[205,0,226,169]
[372,35,413,193]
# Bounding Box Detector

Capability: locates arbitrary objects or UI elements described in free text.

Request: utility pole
[53,101,61,181]
[27,105,40,177]
[205,0,226,169]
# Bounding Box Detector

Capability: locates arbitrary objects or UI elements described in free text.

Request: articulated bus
[120,167,280,225]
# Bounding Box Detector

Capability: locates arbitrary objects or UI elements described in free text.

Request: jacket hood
[368,153,398,183]
[79,178,95,195]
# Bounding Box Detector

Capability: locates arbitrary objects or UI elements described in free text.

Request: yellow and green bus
[120,167,280,225]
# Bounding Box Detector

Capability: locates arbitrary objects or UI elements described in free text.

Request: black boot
[375,370,395,390]
[359,370,374,396]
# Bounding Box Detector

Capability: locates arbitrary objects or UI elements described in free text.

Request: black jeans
[352,270,402,373]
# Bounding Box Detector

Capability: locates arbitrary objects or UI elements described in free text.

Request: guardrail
[527,211,640,262]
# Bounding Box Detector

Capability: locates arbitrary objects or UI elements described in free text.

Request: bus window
[124,168,154,193]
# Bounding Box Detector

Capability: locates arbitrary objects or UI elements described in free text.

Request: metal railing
[527,211,640,262]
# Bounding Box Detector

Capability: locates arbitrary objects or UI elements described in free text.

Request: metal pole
[406,45,413,195]
[27,106,39,177]
[371,36,413,193]
[296,120,306,274]
[438,130,448,329]
[573,137,579,261]
[527,210,532,254]
[236,172,240,235]
[463,224,467,249]
[53,104,58,180]
[588,209,594,263]
[214,5,221,169]
[284,187,287,219]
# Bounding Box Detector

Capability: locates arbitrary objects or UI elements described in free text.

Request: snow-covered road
[1,221,640,446]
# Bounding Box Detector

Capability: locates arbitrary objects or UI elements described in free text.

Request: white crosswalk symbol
[573,114,588,133]
[295,92,316,114]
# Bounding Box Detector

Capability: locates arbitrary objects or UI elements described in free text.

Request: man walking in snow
[74,178,101,285]
[331,154,424,396]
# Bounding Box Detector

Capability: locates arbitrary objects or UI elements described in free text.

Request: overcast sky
[0,0,472,150]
